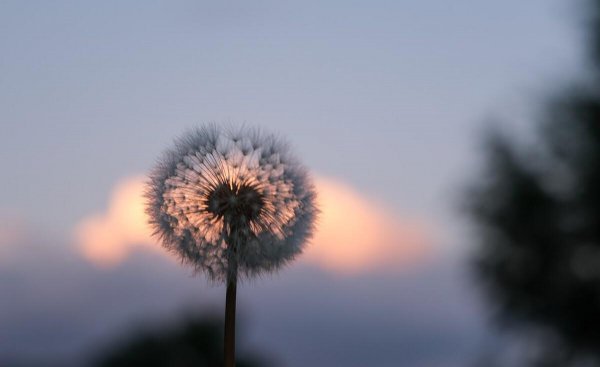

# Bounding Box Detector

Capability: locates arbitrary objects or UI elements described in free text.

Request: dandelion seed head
[146,124,318,281]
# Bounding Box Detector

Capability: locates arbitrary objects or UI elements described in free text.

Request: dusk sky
[0,1,585,366]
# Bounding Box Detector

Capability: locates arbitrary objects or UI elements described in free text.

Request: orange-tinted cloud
[303,177,429,274]
[74,175,431,273]
[74,176,159,267]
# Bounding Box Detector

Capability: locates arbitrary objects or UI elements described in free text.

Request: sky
[0,0,585,366]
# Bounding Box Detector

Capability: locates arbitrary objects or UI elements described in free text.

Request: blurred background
[1,0,598,366]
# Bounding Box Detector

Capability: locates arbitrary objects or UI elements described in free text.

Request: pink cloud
[0,217,26,264]
[304,176,430,274]
[74,175,431,273]
[73,176,161,267]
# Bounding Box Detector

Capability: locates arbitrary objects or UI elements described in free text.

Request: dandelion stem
[224,261,237,366]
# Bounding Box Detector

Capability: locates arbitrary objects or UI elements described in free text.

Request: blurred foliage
[467,1,600,365]
[92,315,271,367]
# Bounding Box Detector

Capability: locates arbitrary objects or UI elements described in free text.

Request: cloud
[74,175,431,273]
[0,217,26,264]
[73,176,160,267]
[303,176,430,274]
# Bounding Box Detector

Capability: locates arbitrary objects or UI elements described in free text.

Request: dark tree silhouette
[92,315,271,367]
[467,1,600,365]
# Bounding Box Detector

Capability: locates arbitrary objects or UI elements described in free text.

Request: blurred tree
[92,315,270,367]
[467,1,600,365]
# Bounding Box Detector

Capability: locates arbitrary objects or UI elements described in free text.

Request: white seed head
[146,124,318,282]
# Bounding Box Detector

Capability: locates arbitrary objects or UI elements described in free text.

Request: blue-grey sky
[0,0,581,234]
[0,0,585,366]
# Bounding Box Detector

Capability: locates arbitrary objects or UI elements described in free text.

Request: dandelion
[146,124,317,366]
